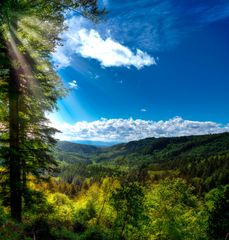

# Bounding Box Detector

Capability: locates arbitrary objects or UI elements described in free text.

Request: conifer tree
[0,0,104,221]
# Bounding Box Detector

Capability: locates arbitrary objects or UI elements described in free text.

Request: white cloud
[52,17,156,69]
[52,47,71,69]
[140,108,147,112]
[68,80,78,89]
[49,116,229,143]
[76,29,155,69]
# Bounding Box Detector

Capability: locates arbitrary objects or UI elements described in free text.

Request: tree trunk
[7,34,22,222]
[8,67,22,222]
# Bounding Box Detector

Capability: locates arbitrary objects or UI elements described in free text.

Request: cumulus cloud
[140,108,147,112]
[52,17,155,69]
[76,29,155,69]
[68,80,78,89]
[49,116,229,143]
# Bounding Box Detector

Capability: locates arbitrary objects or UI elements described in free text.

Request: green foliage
[75,201,96,223]
[0,220,25,240]
[0,203,7,226]
[110,181,148,239]
[47,192,75,224]
[165,153,229,192]
[1,173,226,239]
[50,227,78,240]
[41,134,229,239]
[77,226,111,240]
[0,204,27,240]
[145,178,208,240]
[206,185,229,240]
[60,162,124,186]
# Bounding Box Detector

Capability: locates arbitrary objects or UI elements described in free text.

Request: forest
[1,132,229,239]
[0,0,229,239]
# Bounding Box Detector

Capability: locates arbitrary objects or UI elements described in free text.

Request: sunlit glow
[7,15,62,104]
[7,30,33,82]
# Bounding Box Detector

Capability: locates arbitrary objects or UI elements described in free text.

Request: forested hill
[114,132,229,162]
[57,141,100,155]
[57,133,229,192]
[57,132,229,163]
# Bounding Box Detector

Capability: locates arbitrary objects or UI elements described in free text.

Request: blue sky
[50,0,229,143]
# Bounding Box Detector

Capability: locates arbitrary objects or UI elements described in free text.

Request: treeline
[162,153,229,193]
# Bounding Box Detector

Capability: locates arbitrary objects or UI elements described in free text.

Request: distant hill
[103,133,229,163]
[57,132,229,192]
[110,132,229,159]
[57,132,229,163]
[56,141,101,164]
[57,141,100,155]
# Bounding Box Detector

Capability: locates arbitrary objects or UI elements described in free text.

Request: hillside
[57,141,100,155]
[57,133,229,192]
[57,132,229,164]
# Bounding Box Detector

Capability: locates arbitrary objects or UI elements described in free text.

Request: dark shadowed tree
[206,185,229,240]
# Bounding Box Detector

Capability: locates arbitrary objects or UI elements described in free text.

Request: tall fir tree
[0,0,104,221]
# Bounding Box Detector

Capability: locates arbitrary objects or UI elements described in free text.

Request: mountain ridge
[57,132,229,162]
